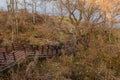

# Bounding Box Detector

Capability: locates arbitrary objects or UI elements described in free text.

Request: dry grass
[0,11,120,80]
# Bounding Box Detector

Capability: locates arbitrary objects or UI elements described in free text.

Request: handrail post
[5,45,8,53]
[41,46,44,54]
[23,44,26,55]
[54,45,58,55]
[31,45,36,55]
[59,43,63,55]
[3,52,7,63]
[51,45,54,55]
[58,45,62,56]
[47,45,49,54]
[13,52,16,61]
[36,45,39,51]
[12,43,15,51]
[33,45,36,55]
[60,46,62,55]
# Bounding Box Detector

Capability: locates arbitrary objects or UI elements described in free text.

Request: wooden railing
[0,43,63,71]
[0,52,7,64]
[0,51,17,64]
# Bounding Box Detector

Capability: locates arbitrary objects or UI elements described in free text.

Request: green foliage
[59,32,66,41]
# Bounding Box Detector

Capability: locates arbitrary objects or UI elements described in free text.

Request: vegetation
[0,0,120,80]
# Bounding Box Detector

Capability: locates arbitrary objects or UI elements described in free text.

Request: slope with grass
[0,11,120,80]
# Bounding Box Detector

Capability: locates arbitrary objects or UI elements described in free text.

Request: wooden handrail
[0,43,65,72]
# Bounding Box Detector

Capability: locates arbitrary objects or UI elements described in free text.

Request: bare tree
[56,0,67,25]
[60,0,104,26]
[28,0,39,24]
[98,0,120,42]
[23,0,27,11]
[6,0,10,12]
[7,0,19,43]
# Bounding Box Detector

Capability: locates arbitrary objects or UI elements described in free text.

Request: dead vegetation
[0,13,120,79]
[0,0,120,80]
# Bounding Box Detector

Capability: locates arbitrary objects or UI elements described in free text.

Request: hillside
[0,11,74,46]
[0,11,120,80]
[0,0,120,79]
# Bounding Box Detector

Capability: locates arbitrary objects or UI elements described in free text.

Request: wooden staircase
[0,43,63,72]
